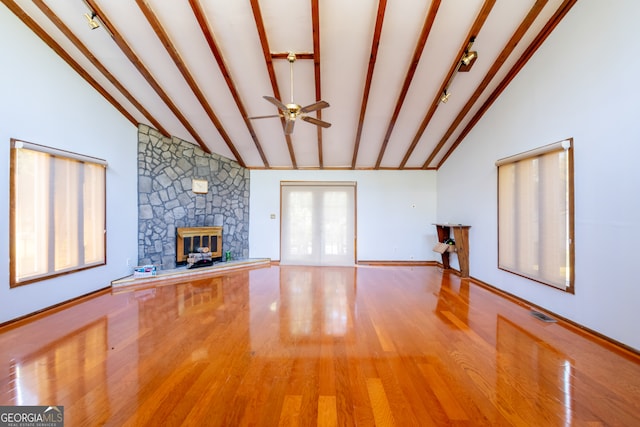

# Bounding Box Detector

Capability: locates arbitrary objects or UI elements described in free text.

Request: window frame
[496,139,575,293]
[9,139,107,287]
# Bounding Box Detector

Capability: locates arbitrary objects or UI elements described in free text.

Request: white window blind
[10,139,106,286]
[280,181,356,266]
[497,140,574,291]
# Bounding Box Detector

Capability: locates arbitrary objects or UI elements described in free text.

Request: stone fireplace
[137,125,249,270]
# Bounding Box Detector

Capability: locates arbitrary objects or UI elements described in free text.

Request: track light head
[461,51,477,66]
[84,12,100,30]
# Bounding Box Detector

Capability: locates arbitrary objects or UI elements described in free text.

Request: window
[496,139,574,292]
[10,139,107,287]
[280,181,356,266]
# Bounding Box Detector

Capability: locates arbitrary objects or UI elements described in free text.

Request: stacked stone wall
[137,125,249,268]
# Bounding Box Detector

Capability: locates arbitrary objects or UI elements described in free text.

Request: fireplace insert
[176,227,222,264]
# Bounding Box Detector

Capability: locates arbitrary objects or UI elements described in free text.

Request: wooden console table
[433,224,471,277]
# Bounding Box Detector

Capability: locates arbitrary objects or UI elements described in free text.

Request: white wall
[250,170,437,262]
[0,7,138,323]
[437,0,640,350]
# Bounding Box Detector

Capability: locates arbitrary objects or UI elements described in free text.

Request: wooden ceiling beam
[0,0,138,128]
[84,0,211,154]
[423,0,548,169]
[374,0,441,169]
[351,0,387,169]
[271,52,314,60]
[250,0,297,169]
[400,0,496,169]
[437,0,579,169]
[188,0,269,168]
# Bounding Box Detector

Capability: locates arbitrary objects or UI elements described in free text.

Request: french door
[280,181,356,266]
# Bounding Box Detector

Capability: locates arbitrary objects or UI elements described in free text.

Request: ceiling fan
[249,52,331,135]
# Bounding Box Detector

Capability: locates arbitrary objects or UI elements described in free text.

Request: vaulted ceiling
[3,0,576,169]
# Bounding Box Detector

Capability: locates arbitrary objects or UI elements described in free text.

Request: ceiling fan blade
[300,100,330,113]
[300,116,331,128]
[284,119,295,135]
[263,96,289,113]
[247,114,281,120]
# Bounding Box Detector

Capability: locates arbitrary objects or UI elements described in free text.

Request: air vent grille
[530,310,556,323]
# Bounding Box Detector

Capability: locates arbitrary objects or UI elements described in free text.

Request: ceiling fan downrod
[287,52,296,104]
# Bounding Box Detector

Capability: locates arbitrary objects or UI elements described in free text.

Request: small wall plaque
[192,178,208,194]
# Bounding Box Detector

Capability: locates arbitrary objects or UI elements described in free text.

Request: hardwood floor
[1,265,639,426]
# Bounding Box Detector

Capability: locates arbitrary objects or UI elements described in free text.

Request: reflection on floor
[1,265,639,426]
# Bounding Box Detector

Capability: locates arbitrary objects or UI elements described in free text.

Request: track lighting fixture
[440,38,478,104]
[84,12,100,30]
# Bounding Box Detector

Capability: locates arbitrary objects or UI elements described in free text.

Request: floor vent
[530,310,557,323]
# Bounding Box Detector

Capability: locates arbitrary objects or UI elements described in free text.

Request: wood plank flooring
[1,265,639,426]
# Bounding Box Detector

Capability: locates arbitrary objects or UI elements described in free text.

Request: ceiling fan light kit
[248,52,331,135]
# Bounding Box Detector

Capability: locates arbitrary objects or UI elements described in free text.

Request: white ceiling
[4,0,575,169]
